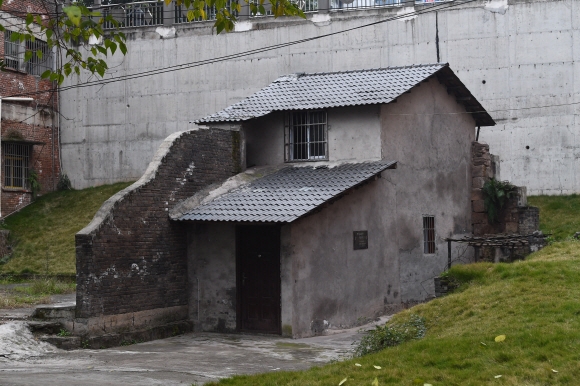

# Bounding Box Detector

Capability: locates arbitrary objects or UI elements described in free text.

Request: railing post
[318,0,330,13]
[164,0,176,26]
[239,0,251,20]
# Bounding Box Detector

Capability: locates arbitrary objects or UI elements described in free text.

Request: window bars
[26,39,54,76]
[3,143,31,190]
[286,111,328,161]
[330,0,401,11]
[423,215,435,254]
[4,30,54,75]
[4,30,23,71]
[101,1,165,29]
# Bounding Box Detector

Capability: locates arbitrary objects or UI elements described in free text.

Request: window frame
[284,110,328,162]
[422,215,436,255]
[2,143,31,190]
[3,30,54,76]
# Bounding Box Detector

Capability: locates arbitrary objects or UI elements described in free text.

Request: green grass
[207,197,580,385]
[0,181,132,275]
[0,278,76,308]
[528,195,580,240]
[208,247,580,386]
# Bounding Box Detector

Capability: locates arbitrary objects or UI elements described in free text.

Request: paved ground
[0,294,390,386]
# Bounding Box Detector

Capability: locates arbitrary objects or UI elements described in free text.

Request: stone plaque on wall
[353,231,368,250]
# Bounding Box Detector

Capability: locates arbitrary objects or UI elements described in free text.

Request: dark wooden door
[237,225,281,334]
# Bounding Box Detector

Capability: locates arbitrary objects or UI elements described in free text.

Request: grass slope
[0,182,132,275]
[528,195,580,240]
[208,197,580,386]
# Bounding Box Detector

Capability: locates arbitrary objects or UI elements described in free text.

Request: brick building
[0,0,59,217]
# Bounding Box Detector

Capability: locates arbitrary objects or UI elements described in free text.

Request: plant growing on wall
[29,170,41,200]
[482,178,516,223]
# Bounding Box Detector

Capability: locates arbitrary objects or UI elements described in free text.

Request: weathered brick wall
[76,128,241,319]
[0,1,59,216]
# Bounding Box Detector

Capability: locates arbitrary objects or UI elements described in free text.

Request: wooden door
[237,225,281,334]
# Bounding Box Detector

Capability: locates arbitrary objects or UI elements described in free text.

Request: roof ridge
[287,63,448,78]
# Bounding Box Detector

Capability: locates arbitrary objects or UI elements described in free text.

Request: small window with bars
[286,111,328,161]
[3,143,31,190]
[423,215,435,254]
[3,30,53,75]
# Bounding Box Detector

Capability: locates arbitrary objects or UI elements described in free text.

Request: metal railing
[99,1,165,29]
[89,0,455,29]
[330,0,401,11]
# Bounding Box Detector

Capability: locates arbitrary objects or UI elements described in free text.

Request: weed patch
[355,314,426,357]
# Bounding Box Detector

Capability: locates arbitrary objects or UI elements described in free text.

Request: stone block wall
[75,128,241,329]
[471,142,539,237]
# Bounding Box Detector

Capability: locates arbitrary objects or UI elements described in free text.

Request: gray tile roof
[196,63,494,126]
[177,160,396,223]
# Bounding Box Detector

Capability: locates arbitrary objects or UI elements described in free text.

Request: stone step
[27,321,62,335]
[40,335,81,350]
[32,302,76,320]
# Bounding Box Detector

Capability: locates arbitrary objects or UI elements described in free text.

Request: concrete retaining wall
[60,0,580,195]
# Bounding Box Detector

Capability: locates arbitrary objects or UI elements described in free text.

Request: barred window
[3,30,54,75]
[286,111,327,161]
[423,216,435,254]
[4,30,23,71]
[3,143,31,189]
[26,38,54,76]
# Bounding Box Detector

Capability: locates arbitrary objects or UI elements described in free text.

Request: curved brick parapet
[75,128,241,332]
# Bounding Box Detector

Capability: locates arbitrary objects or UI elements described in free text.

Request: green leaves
[63,6,83,27]
[2,0,304,83]
[482,178,516,223]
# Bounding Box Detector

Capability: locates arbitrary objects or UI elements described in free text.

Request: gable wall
[380,77,476,301]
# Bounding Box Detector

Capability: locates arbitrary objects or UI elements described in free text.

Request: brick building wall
[0,0,59,216]
[76,128,241,323]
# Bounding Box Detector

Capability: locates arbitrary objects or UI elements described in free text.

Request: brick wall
[76,128,241,319]
[0,1,59,216]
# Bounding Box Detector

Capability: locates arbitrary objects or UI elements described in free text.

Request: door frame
[235,224,282,334]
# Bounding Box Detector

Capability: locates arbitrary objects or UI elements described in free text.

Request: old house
[0,0,60,217]
[76,63,496,339]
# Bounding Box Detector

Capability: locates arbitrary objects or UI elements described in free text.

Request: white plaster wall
[61,0,580,194]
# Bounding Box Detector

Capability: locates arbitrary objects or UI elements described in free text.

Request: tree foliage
[0,0,304,84]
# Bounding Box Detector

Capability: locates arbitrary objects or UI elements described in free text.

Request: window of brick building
[4,30,23,71]
[423,215,435,254]
[286,111,328,161]
[3,143,31,190]
[4,30,54,75]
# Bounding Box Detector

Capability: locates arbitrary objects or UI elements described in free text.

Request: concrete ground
[0,293,390,386]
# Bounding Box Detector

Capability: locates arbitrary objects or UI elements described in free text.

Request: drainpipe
[0,97,35,218]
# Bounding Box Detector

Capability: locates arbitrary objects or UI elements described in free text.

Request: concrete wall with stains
[187,222,237,332]
[381,77,475,301]
[60,0,580,195]
[285,176,399,338]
